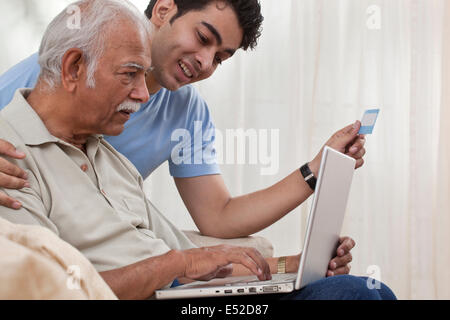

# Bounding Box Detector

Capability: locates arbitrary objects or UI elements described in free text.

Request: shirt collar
[2,89,59,146]
[2,89,103,146]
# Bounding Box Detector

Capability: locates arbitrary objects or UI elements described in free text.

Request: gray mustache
[116,100,141,113]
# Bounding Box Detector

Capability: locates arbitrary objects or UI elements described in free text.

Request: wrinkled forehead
[102,19,153,67]
[109,17,152,47]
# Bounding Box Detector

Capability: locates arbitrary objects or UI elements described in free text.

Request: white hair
[38,0,153,90]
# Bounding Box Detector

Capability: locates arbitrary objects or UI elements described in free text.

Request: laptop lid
[295,146,356,290]
[155,146,356,299]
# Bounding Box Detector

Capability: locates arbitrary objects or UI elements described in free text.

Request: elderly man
[0,0,397,300]
[0,0,276,299]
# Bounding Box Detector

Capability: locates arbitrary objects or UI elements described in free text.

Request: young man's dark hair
[145,0,263,51]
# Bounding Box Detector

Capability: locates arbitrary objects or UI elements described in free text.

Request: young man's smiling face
[149,1,244,91]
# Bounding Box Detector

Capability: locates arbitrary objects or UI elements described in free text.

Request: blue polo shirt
[0,53,220,179]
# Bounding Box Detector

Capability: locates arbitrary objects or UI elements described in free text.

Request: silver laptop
[155,146,356,299]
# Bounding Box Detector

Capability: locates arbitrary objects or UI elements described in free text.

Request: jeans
[277,275,397,300]
[201,275,396,301]
[172,275,397,301]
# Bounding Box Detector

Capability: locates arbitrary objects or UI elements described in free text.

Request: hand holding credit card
[358,109,380,135]
[309,109,377,173]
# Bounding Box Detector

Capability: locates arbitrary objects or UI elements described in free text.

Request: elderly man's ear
[61,48,86,92]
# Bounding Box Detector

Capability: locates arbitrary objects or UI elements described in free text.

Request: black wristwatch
[300,163,317,191]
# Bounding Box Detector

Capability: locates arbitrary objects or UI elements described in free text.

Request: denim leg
[279,275,397,300]
[358,276,397,300]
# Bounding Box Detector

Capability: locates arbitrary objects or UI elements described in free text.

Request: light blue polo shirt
[0,53,220,179]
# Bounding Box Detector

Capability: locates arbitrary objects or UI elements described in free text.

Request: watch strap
[277,256,287,274]
[300,163,317,191]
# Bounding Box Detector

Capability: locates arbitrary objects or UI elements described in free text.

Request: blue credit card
[359,109,380,134]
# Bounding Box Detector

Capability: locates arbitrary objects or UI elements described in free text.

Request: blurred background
[0,0,449,299]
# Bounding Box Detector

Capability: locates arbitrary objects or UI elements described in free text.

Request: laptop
[155,146,356,299]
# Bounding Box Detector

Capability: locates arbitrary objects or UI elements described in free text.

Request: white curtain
[435,0,450,300]
[0,0,449,300]
[147,0,450,299]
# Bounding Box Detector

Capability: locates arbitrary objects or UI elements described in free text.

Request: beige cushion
[183,230,274,258]
[0,216,274,299]
[0,218,117,300]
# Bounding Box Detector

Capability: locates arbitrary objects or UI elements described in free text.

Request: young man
[0,0,399,301]
[0,0,365,276]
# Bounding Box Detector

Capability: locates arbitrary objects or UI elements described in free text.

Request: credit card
[358,109,380,134]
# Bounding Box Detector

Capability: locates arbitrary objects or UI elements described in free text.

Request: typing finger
[233,251,267,281]
[227,248,270,281]
[242,247,272,280]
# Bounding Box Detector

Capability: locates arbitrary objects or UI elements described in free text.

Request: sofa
[0,216,273,300]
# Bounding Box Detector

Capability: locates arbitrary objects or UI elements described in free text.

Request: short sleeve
[0,171,58,235]
[168,88,221,178]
